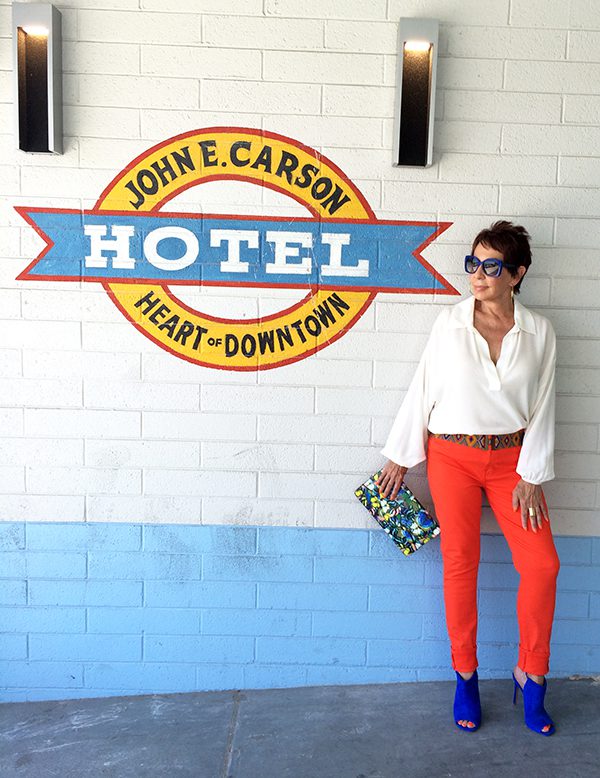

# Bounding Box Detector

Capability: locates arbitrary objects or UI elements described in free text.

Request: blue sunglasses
[464,255,516,278]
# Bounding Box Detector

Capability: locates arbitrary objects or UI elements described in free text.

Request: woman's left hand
[512,479,549,532]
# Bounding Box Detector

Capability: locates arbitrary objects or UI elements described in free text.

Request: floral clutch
[355,470,440,556]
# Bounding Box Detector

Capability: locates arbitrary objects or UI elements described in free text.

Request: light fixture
[393,18,439,167]
[13,2,63,154]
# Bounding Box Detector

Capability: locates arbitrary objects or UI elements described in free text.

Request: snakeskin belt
[428,429,525,450]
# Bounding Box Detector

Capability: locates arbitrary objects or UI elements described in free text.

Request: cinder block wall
[1,0,599,702]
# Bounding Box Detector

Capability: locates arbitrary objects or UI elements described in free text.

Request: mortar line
[220,690,242,778]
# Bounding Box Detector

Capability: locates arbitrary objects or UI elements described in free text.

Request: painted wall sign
[17,127,458,370]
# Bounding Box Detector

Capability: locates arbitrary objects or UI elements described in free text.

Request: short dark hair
[471,220,531,294]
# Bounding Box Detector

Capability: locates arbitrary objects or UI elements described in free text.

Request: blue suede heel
[453,670,481,731]
[512,673,555,736]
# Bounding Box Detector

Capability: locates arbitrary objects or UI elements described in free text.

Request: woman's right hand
[378,460,408,500]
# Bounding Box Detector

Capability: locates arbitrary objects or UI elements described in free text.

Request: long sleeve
[380,330,435,468]
[516,322,557,485]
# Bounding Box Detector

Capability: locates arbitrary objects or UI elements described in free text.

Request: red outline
[20,205,439,227]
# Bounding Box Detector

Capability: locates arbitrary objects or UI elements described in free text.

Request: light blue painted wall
[1,522,599,702]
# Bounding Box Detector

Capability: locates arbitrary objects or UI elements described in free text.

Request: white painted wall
[1,0,599,535]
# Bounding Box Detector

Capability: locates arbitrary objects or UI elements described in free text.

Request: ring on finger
[528,507,536,517]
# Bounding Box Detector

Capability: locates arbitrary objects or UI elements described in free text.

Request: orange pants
[426,435,560,676]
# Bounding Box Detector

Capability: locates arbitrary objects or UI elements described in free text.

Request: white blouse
[382,296,557,485]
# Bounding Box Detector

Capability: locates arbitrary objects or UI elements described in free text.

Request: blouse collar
[447,295,537,334]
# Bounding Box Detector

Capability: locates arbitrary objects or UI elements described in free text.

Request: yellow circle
[97,128,375,371]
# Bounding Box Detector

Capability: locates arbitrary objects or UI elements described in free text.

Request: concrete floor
[1,677,598,777]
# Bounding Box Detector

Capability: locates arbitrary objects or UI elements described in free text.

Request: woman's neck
[474,295,514,320]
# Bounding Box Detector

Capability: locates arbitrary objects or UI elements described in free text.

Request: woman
[379,221,560,736]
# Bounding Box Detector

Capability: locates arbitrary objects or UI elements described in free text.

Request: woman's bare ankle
[514,665,544,685]
[527,673,545,684]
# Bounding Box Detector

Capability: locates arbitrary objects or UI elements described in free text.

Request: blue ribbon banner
[19,210,448,292]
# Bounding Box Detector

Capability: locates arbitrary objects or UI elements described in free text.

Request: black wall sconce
[393,18,439,167]
[13,2,63,154]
